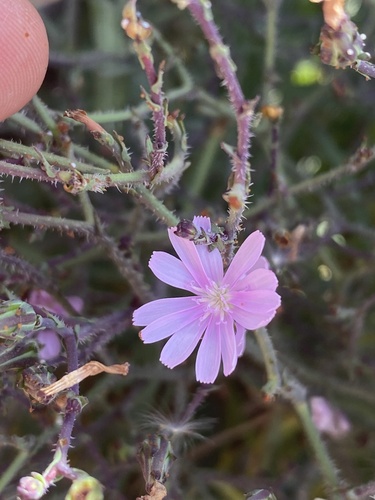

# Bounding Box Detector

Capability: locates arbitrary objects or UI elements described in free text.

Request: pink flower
[133,216,281,383]
[310,396,351,439]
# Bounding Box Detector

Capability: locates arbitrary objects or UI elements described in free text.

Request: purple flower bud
[37,330,61,361]
[310,396,350,439]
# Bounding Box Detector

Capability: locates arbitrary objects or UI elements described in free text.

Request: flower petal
[192,215,211,232]
[168,229,210,288]
[149,252,197,292]
[160,318,208,369]
[231,290,280,330]
[140,303,204,343]
[230,290,280,330]
[232,308,277,330]
[133,297,197,325]
[220,320,237,376]
[196,246,223,282]
[235,323,246,356]
[231,290,281,315]
[223,231,265,287]
[37,330,61,360]
[252,256,269,271]
[235,268,278,292]
[195,317,221,383]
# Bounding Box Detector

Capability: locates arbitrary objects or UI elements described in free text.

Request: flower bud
[20,365,58,409]
[121,1,152,41]
[174,219,198,240]
[0,300,41,343]
[318,17,368,68]
[137,434,175,493]
[17,472,47,500]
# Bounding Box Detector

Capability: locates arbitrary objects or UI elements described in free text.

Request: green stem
[32,95,57,132]
[89,87,234,124]
[6,117,118,173]
[0,426,57,494]
[0,159,146,189]
[72,143,118,171]
[293,400,343,499]
[9,113,44,135]
[0,139,110,174]
[78,191,96,225]
[0,175,177,234]
[1,210,95,238]
[134,185,179,227]
[0,450,29,494]
[0,160,54,183]
[253,327,281,397]
[89,106,146,124]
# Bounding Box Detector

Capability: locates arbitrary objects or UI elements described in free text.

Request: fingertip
[0,0,49,121]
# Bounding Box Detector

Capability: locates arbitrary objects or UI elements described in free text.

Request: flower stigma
[194,280,232,322]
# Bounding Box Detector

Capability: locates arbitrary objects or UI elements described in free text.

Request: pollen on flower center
[196,281,232,322]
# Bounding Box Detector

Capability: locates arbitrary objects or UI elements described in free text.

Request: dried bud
[174,219,227,253]
[318,17,369,68]
[174,219,198,240]
[121,0,152,41]
[137,435,175,493]
[60,170,88,194]
[20,365,57,408]
[64,109,106,134]
[261,105,284,122]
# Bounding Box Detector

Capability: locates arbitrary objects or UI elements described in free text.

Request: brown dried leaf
[41,361,130,397]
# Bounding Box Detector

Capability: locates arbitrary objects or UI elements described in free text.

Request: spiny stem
[179,0,255,249]
[0,210,95,238]
[122,1,168,177]
[133,184,179,227]
[0,139,111,174]
[32,95,57,133]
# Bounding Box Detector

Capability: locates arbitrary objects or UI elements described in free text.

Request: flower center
[195,281,232,322]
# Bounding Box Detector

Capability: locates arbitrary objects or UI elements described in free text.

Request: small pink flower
[29,290,83,317]
[310,396,351,439]
[17,473,48,500]
[133,216,281,383]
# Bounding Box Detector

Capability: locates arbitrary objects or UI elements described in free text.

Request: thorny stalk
[171,0,257,255]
